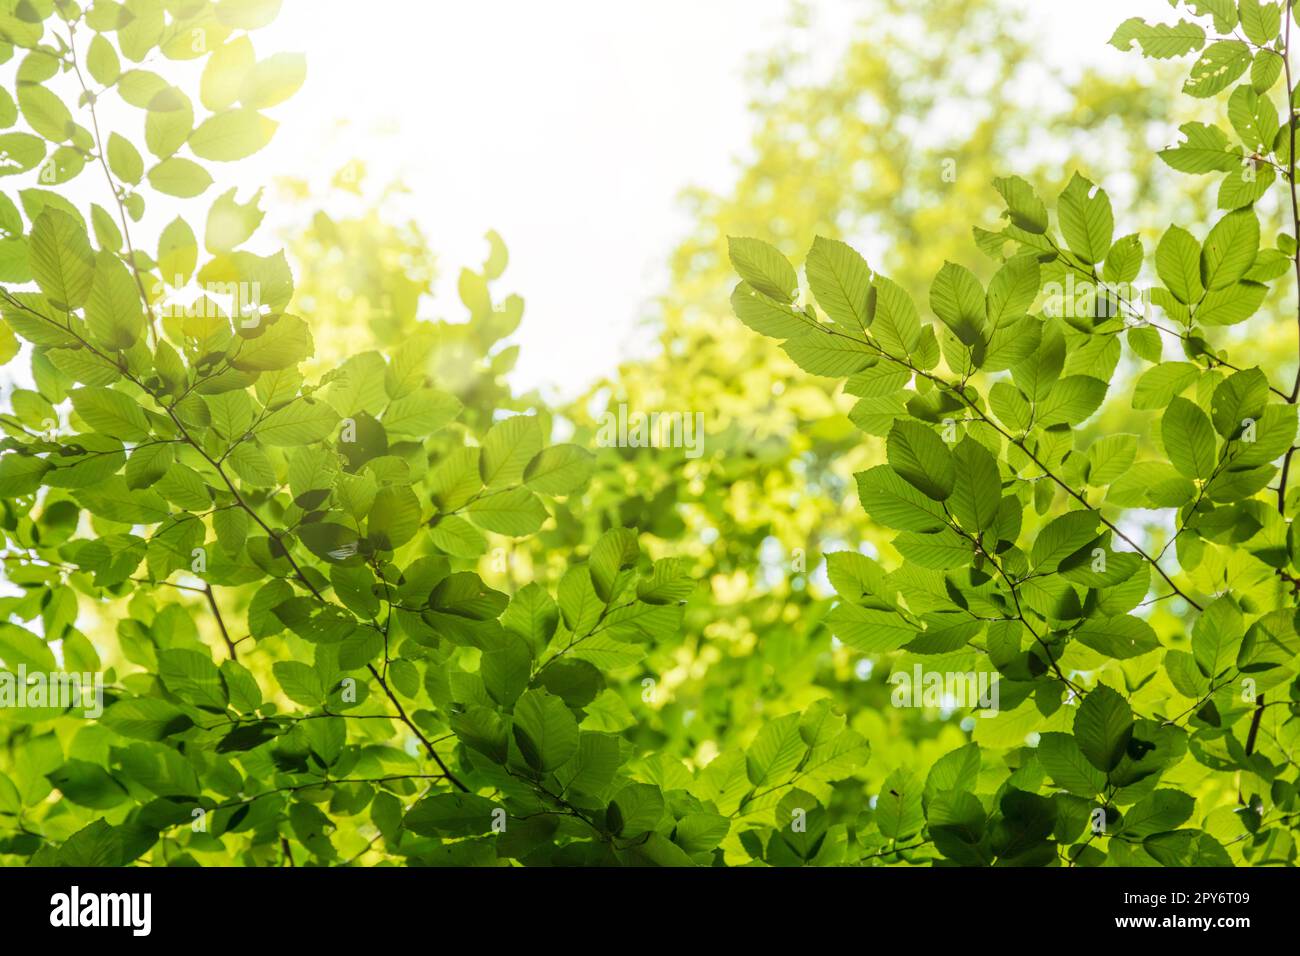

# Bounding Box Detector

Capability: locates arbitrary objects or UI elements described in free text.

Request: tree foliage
[0,0,866,867]
[728,0,1300,866]
[0,0,1297,869]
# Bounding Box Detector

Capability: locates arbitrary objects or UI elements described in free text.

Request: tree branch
[366,663,469,793]
[203,583,239,661]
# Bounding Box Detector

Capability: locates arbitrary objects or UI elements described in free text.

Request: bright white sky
[229,0,1174,398]
[249,0,833,398]
[12,0,1175,399]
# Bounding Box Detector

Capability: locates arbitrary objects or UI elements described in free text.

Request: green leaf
[1133,361,1199,409]
[403,793,499,837]
[1074,685,1133,773]
[0,621,58,671]
[856,465,946,532]
[805,235,872,329]
[157,216,198,284]
[1036,375,1108,427]
[636,557,695,604]
[985,253,1039,328]
[886,419,954,501]
[1058,172,1113,265]
[929,261,985,346]
[674,811,731,854]
[893,528,972,569]
[924,742,981,799]
[86,251,145,349]
[727,236,797,302]
[1116,790,1195,840]
[46,760,127,810]
[1219,164,1271,210]
[1074,615,1161,660]
[1087,434,1138,486]
[876,768,924,839]
[1109,18,1206,58]
[465,486,547,536]
[992,175,1048,233]
[221,659,262,712]
[18,86,72,142]
[1183,41,1252,98]
[117,70,169,109]
[205,187,265,254]
[745,713,806,787]
[1185,0,1236,33]
[781,330,875,376]
[1238,0,1281,45]
[730,281,811,338]
[254,399,339,446]
[608,783,666,835]
[557,565,603,637]
[145,91,194,159]
[87,34,121,86]
[512,688,579,772]
[1162,396,1218,479]
[430,448,482,512]
[230,315,313,371]
[148,157,213,197]
[948,438,1001,533]
[107,132,144,185]
[589,527,639,603]
[1144,830,1233,866]
[1210,368,1269,438]
[502,583,559,657]
[28,209,94,310]
[871,276,923,357]
[1036,732,1106,796]
[0,454,51,496]
[1158,122,1240,174]
[0,132,45,176]
[202,37,257,112]
[101,698,194,741]
[428,514,486,557]
[118,0,165,60]
[273,660,324,706]
[523,444,595,494]
[1251,48,1283,91]
[367,485,422,550]
[189,109,278,161]
[75,477,171,524]
[1192,596,1243,678]
[381,388,461,440]
[1155,226,1203,304]
[1031,509,1100,570]
[70,387,150,441]
[479,415,543,489]
[126,442,174,489]
[158,648,228,710]
[1201,208,1259,291]
[217,0,285,30]
[826,603,915,653]
[1227,86,1278,153]
[241,52,307,110]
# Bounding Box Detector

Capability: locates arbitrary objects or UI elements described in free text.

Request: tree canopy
[0,0,1296,868]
